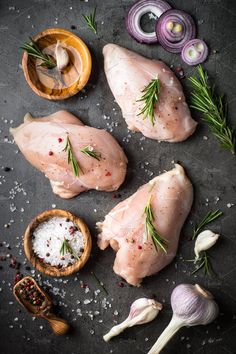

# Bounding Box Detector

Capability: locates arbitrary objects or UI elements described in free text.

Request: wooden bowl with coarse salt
[24,209,92,277]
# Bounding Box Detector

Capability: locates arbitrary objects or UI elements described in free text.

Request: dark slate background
[0,0,236,353]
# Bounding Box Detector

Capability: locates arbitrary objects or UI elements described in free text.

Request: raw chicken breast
[10,111,127,199]
[103,44,197,142]
[97,164,193,286]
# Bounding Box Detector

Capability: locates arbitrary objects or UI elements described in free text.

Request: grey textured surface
[0,0,236,353]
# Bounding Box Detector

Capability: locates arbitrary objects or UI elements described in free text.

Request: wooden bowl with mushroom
[22,28,92,100]
[24,209,92,277]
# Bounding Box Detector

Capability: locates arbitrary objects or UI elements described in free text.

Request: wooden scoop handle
[42,313,70,335]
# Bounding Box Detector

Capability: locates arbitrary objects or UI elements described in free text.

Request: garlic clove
[55,41,69,71]
[128,298,162,327]
[194,230,220,260]
[103,298,162,342]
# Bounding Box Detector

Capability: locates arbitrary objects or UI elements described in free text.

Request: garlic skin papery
[148,284,219,354]
[103,298,162,342]
[55,41,69,71]
[194,230,220,261]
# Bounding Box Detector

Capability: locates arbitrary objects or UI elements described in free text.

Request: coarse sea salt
[32,217,84,267]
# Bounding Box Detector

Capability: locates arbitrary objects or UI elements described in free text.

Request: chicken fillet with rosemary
[97,164,193,286]
[103,44,197,142]
[10,111,127,198]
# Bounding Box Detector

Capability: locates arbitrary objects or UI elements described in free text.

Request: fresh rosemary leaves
[63,135,83,177]
[189,65,235,154]
[144,196,167,253]
[137,77,161,126]
[80,146,101,160]
[83,7,97,34]
[60,238,80,260]
[192,210,223,240]
[192,252,212,276]
[21,38,56,69]
[91,271,108,295]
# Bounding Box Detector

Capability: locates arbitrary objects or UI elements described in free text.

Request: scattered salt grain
[227,203,234,208]
[84,299,93,305]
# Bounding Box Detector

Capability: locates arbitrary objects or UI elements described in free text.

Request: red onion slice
[181,39,208,65]
[156,9,196,53]
[126,0,171,44]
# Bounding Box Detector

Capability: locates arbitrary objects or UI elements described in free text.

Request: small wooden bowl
[24,209,92,277]
[22,28,92,100]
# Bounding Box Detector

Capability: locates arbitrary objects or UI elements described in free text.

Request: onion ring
[181,39,208,65]
[126,0,171,44]
[156,9,196,53]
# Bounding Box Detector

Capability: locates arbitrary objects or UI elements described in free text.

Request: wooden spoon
[13,276,69,335]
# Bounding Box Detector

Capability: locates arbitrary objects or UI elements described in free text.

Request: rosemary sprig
[192,209,223,240]
[20,37,56,69]
[91,271,108,295]
[63,135,83,177]
[83,7,97,34]
[191,252,213,276]
[80,146,101,160]
[144,196,167,253]
[189,65,235,154]
[60,238,80,260]
[137,77,161,126]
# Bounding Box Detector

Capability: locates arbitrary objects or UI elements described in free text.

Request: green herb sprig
[80,146,101,160]
[60,238,80,260]
[189,65,235,154]
[187,252,213,276]
[91,271,108,295]
[137,77,161,126]
[192,209,223,240]
[192,252,212,275]
[144,196,167,253]
[83,7,97,34]
[20,37,56,69]
[63,135,83,177]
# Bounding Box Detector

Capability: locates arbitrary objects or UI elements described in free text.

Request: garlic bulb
[148,284,219,354]
[103,298,162,342]
[55,41,69,71]
[194,230,220,261]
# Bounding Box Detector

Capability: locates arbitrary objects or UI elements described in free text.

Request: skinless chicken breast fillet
[103,44,197,142]
[97,164,193,286]
[10,110,127,199]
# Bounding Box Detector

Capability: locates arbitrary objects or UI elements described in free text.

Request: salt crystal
[84,299,92,305]
[32,217,84,267]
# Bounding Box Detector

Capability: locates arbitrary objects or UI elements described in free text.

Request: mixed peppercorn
[17,278,45,308]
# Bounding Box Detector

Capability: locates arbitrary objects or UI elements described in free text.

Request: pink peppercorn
[118,282,124,288]
[48,151,53,156]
